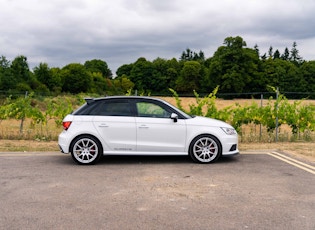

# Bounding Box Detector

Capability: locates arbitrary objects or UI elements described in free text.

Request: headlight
[221,127,237,135]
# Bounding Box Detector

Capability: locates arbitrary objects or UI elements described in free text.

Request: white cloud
[1,0,315,73]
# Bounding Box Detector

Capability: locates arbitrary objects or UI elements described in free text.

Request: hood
[185,116,233,128]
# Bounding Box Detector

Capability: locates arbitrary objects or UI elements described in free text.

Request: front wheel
[70,135,102,165]
[189,134,221,163]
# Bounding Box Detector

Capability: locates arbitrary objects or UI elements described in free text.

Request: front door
[135,101,186,153]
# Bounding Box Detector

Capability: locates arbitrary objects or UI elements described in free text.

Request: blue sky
[1,0,315,74]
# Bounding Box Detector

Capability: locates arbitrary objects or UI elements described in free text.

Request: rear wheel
[189,134,221,163]
[70,135,102,165]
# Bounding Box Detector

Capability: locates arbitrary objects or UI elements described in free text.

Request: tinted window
[136,102,171,118]
[73,102,100,115]
[96,102,132,116]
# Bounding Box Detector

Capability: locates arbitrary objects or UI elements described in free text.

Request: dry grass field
[159,97,315,111]
[0,97,314,161]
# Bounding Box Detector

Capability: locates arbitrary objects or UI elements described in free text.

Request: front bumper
[221,135,239,156]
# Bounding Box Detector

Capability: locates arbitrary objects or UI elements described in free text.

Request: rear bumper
[58,145,68,154]
[58,131,71,154]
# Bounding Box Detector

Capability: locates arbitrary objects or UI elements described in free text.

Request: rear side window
[73,103,99,115]
[75,100,132,116]
[98,102,132,116]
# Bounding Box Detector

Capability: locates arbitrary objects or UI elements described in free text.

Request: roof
[84,96,166,105]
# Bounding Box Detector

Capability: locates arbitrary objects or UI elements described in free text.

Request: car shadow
[98,155,191,165]
[96,154,239,165]
[55,154,240,165]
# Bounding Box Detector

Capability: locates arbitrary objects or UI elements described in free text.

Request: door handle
[139,125,149,129]
[99,124,109,127]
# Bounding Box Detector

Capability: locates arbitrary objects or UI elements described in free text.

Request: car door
[135,100,187,153]
[93,99,136,152]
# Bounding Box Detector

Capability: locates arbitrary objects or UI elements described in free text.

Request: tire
[189,134,222,163]
[70,135,103,165]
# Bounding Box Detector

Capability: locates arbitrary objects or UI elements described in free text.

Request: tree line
[1,36,315,98]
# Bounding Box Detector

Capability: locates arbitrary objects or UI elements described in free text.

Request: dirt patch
[0,140,59,152]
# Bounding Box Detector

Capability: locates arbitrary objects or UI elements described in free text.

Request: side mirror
[171,113,178,122]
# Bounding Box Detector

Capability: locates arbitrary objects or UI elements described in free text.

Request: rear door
[93,99,136,151]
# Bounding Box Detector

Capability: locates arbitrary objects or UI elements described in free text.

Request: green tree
[165,58,180,89]
[262,59,302,93]
[61,63,91,93]
[129,58,154,91]
[268,46,273,59]
[34,63,50,85]
[50,67,63,94]
[254,44,260,56]
[113,75,135,93]
[116,58,180,93]
[151,58,174,93]
[33,62,57,93]
[262,59,285,87]
[10,56,41,92]
[84,59,112,78]
[278,60,301,92]
[180,48,205,62]
[0,56,16,90]
[224,36,246,48]
[243,49,265,93]
[116,63,134,77]
[281,47,290,61]
[273,50,280,59]
[208,36,261,94]
[176,61,201,92]
[0,56,10,69]
[89,72,107,94]
[290,41,303,65]
[11,55,31,83]
[300,61,315,95]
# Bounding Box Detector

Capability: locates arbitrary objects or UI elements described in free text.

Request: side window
[137,102,171,118]
[95,101,132,116]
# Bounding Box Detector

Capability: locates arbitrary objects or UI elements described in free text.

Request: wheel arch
[69,133,104,154]
[188,133,223,154]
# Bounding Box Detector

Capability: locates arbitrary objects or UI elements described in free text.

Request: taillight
[63,121,72,131]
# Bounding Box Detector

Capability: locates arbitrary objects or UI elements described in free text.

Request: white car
[58,96,239,164]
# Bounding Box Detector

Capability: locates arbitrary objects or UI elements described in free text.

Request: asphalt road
[0,151,314,230]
